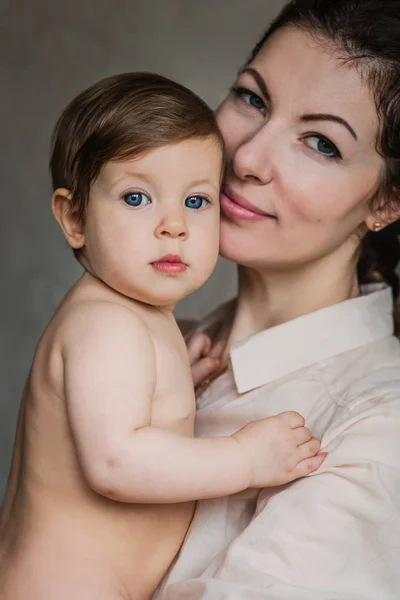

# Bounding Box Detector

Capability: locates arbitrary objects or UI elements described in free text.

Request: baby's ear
[51,188,85,249]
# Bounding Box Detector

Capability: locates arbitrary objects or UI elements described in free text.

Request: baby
[0,72,324,600]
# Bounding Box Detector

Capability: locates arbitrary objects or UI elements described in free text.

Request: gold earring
[372,222,382,232]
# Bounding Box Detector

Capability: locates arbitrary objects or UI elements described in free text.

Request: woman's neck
[223,245,360,354]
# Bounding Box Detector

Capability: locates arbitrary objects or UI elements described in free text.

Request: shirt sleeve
[162,396,400,599]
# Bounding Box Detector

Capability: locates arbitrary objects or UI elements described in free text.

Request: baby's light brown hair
[50,72,224,229]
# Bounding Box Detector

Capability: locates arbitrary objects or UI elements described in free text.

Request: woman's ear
[51,188,85,249]
[365,188,400,232]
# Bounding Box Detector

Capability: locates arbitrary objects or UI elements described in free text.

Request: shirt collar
[230,284,394,394]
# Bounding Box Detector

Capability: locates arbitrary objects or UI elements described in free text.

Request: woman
[157,0,400,598]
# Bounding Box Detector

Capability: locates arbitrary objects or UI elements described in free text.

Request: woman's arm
[161,396,400,598]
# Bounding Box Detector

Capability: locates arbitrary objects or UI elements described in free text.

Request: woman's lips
[220,188,275,222]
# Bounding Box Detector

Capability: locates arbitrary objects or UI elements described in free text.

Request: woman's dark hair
[249,0,400,299]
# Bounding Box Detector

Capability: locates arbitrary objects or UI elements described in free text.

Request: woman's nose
[232,128,274,185]
[154,211,188,240]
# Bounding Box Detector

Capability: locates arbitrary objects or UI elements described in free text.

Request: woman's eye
[185,195,209,210]
[122,192,151,207]
[305,135,341,160]
[232,86,266,113]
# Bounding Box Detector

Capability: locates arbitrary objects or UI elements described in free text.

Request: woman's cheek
[280,155,338,223]
[217,104,247,151]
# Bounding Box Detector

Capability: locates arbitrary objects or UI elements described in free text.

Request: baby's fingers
[293,427,312,446]
[298,437,321,461]
[279,411,305,429]
[294,452,328,479]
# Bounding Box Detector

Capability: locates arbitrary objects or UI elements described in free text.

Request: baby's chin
[135,286,204,310]
[95,263,214,309]
[115,279,208,310]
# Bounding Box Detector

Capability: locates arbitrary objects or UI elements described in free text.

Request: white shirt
[157,284,400,600]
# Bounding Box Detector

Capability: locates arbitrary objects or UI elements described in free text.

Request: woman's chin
[219,221,264,265]
[219,225,293,271]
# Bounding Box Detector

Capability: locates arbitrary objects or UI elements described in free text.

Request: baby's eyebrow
[108,172,152,191]
[188,179,219,196]
[190,179,217,188]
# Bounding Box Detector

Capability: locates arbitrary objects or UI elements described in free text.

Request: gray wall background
[0,0,285,499]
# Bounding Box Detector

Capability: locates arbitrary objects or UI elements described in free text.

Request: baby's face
[81,137,222,308]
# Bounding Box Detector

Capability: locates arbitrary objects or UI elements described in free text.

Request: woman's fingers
[186,332,211,366]
[192,357,220,388]
[186,332,220,388]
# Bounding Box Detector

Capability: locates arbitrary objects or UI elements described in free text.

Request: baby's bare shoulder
[33,297,154,379]
[58,297,153,348]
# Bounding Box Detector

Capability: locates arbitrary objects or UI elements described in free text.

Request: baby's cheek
[189,258,215,291]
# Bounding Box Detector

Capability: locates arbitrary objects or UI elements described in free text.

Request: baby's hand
[233,411,326,488]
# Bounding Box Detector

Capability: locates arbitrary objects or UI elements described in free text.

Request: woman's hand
[186,331,220,389]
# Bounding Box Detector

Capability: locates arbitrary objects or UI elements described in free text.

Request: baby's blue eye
[185,195,208,210]
[123,192,151,207]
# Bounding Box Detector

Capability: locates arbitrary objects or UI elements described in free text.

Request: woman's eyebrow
[239,66,358,141]
[238,67,271,103]
[300,114,358,140]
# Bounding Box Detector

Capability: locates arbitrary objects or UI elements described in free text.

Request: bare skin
[0,274,323,600]
[0,277,196,600]
[0,139,324,599]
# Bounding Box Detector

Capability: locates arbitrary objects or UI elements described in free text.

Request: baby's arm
[63,303,324,504]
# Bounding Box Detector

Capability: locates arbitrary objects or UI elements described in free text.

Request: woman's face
[216,27,384,270]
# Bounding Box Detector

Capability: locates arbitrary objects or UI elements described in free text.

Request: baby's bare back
[0,275,195,600]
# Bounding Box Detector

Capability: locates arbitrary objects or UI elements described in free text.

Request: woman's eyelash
[304,134,342,162]
[231,85,259,98]
[231,85,247,96]
[231,86,342,163]
[230,86,266,111]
